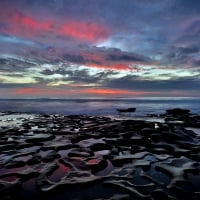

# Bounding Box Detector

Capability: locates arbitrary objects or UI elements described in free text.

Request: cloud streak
[0,0,199,98]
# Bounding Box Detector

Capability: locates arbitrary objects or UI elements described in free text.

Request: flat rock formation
[117,108,136,112]
[0,111,200,200]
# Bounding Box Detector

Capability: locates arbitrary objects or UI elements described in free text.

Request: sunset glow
[0,0,199,98]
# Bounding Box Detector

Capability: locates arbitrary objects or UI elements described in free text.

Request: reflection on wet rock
[0,111,200,199]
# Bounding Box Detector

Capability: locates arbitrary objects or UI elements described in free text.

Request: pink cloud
[0,9,110,43]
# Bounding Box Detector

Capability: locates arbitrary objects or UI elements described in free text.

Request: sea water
[0,97,199,117]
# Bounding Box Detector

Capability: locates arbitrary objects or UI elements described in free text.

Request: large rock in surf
[166,108,190,115]
[117,107,136,112]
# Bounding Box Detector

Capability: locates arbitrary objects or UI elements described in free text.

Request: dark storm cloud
[0,57,36,72]
[0,58,7,65]
[63,54,86,64]
[61,69,117,84]
[0,82,36,88]
[167,46,199,60]
[40,68,68,76]
[36,69,97,85]
[178,47,199,54]
[164,44,200,67]
[106,53,148,62]
[103,75,200,91]
[40,45,151,70]
[192,60,200,67]
[38,67,118,86]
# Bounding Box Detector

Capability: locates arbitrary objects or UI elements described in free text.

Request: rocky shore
[0,109,200,200]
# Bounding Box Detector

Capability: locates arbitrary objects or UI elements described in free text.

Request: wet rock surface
[0,111,200,200]
[162,108,200,128]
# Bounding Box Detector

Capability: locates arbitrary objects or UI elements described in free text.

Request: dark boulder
[117,107,136,112]
[166,108,190,115]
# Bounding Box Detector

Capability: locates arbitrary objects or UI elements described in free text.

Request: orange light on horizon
[13,87,155,97]
[86,63,131,71]
[5,87,196,98]
[83,88,153,96]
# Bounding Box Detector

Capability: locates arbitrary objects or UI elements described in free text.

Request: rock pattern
[162,108,200,128]
[0,111,200,200]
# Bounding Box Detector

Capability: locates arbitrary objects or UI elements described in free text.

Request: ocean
[0,97,199,118]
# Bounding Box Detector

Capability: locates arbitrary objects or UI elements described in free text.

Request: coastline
[0,98,199,117]
[0,109,200,200]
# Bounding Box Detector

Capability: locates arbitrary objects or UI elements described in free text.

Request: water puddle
[95,150,111,156]
[186,128,200,136]
[0,165,29,175]
[96,160,114,176]
[20,178,39,200]
[38,150,52,158]
[57,149,71,157]
[49,162,70,182]
[15,155,32,162]
[0,114,36,128]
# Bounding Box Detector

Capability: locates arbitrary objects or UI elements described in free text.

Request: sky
[0,0,200,98]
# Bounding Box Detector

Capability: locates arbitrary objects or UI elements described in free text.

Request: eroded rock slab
[0,112,200,200]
